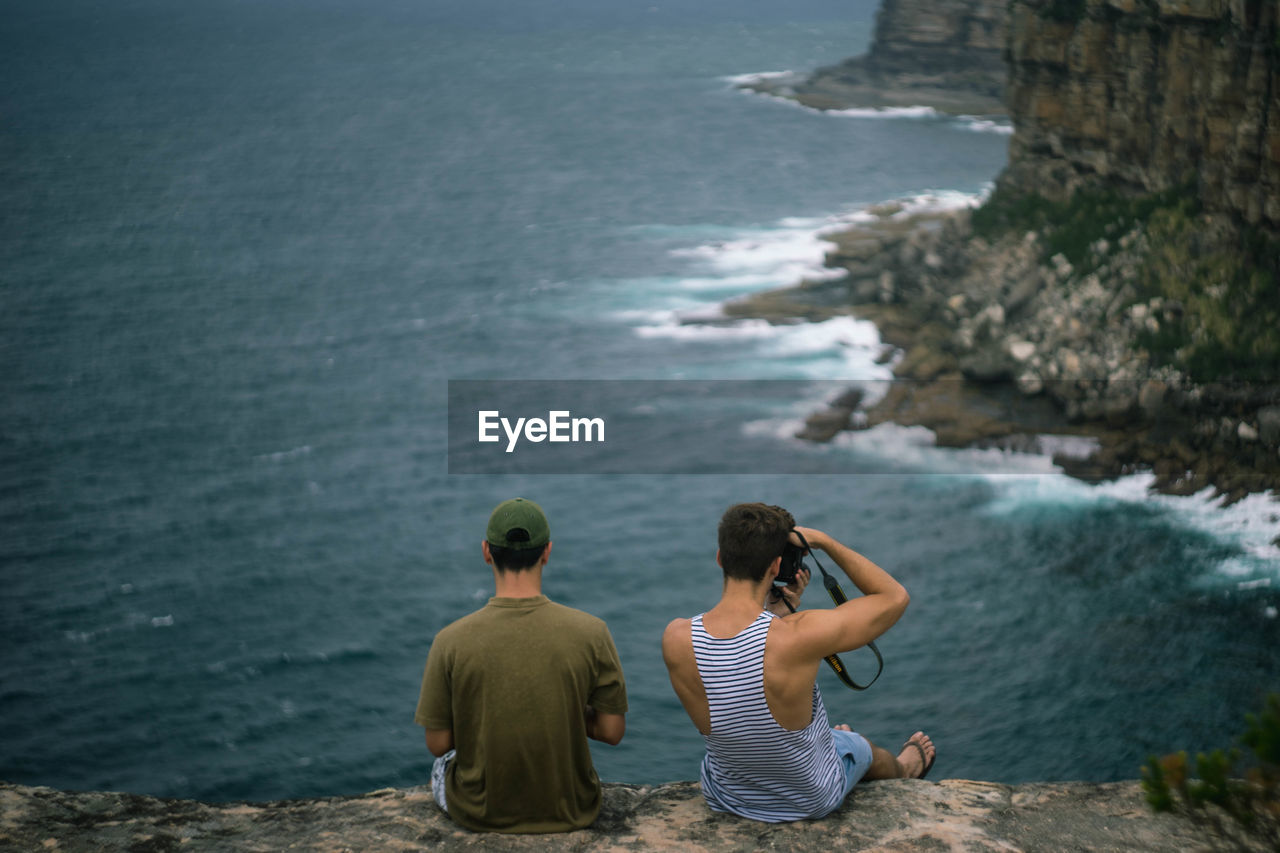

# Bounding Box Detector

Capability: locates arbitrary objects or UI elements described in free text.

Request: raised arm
[783,527,908,660]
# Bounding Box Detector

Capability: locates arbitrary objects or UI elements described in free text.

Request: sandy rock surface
[0,778,1245,852]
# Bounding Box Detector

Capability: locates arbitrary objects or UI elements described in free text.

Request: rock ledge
[0,778,1249,852]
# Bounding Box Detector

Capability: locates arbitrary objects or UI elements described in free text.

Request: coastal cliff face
[755,1,1280,500]
[865,0,1008,84]
[744,0,1010,115]
[1001,0,1280,230]
[0,778,1257,852]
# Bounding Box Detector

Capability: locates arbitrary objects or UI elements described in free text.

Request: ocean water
[3,0,1278,803]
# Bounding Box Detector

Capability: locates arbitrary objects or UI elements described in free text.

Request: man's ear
[765,555,781,582]
[539,542,552,566]
[715,548,722,568]
[481,540,493,565]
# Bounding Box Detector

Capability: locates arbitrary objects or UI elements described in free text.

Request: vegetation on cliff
[1138,204,1280,382]
[972,184,1280,382]
[1142,693,1280,850]
[748,0,1280,501]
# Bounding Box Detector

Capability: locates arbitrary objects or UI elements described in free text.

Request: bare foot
[896,731,935,779]
[833,723,852,732]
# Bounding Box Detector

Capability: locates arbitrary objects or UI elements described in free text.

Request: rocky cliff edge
[0,778,1255,852]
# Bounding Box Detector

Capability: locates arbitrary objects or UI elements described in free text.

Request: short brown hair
[717,503,795,583]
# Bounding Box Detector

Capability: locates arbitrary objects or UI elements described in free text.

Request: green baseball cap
[485,498,550,550]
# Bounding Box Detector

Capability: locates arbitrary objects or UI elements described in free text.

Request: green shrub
[972,183,1188,270]
[969,184,1056,239]
[1135,205,1280,382]
[971,183,1280,382]
[1242,692,1280,767]
[1142,693,1280,848]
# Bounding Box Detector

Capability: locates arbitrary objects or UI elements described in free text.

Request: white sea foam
[625,194,985,377]
[772,414,1280,583]
[722,70,804,88]
[634,319,779,341]
[957,116,1015,135]
[658,191,986,290]
[766,314,884,359]
[827,105,941,119]
[669,228,835,279]
[827,423,1064,475]
[652,190,988,298]
[728,77,1017,137]
[666,272,829,292]
[985,469,1273,538]
[777,216,829,228]
[980,468,1280,583]
[634,315,890,380]
[826,425,1280,581]
[889,188,989,217]
[1102,478,1280,568]
[611,307,684,324]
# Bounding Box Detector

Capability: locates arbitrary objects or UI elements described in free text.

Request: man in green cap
[415,498,628,833]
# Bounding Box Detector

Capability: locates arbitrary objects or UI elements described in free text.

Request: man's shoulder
[542,599,611,633]
[432,604,494,641]
[765,607,848,664]
[661,616,692,643]
[433,599,614,645]
[660,616,694,667]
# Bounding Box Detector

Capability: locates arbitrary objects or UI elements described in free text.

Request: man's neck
[699,578,773,638]
[712,578,771,619]
[492,569,543,599]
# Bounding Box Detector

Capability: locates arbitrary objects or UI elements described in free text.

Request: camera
[776,541,805,585]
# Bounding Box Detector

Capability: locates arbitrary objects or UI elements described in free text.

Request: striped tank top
[691,610,844,822]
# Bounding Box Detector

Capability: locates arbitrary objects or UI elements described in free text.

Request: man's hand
[767,564,810,615]
[791,526,826,552]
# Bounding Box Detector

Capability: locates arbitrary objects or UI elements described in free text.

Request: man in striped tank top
[661,502,935,822]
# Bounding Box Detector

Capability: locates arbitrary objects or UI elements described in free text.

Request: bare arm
[662,617,712,735]
[783,527,908,659]
[424,728,454,757]
[584,706,626,745]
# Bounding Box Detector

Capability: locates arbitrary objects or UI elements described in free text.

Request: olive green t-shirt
[415,595,628,833]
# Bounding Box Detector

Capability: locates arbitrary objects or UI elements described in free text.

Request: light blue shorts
[832,728,873,796]
[431,749,454,812]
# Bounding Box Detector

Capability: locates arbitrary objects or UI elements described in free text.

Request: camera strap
[781,530,884,691]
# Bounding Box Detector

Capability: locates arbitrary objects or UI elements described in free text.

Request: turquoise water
[3,0,1278,802]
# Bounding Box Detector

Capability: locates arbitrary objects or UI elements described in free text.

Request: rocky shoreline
[2,778,1266,852]
[737,69,1005,118]
[720,201,1280,527]
[725,0,1280,535]
[738,0,1008,117]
